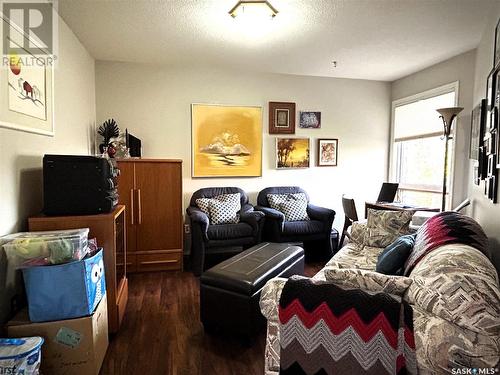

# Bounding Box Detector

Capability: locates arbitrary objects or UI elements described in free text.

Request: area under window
[390,83,458,209]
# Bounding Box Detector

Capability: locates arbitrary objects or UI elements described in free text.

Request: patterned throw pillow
[195,193,241,224]
[195,198,212,216]
[367,209,414,235]
[349,222,401,248]
[208,199,240,225]
[267,193,309,221]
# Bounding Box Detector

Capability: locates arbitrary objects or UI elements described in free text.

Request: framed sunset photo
[276,137,310,169]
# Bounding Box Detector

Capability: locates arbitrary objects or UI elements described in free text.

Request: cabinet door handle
[137,189,142,225]
[130,189,135,225]
[140,259,178,265]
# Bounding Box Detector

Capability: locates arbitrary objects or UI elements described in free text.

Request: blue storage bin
[22,249,106,322]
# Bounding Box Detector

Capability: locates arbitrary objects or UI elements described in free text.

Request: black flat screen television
[126,129,141,157]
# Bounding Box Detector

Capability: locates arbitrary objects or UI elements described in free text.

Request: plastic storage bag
[1,228,89,267]
[0,337,44,375]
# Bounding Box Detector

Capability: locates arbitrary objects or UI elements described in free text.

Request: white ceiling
[58,0,495,81]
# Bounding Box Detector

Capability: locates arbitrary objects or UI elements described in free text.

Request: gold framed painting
[191,104,263,177]
[276,137,310,169]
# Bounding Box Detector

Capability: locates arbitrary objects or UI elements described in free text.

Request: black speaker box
[43,154,119,215]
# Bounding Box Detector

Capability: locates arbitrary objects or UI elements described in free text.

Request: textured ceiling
[58,0,495,81]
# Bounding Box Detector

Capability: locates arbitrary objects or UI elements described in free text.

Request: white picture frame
[0,14,54,136]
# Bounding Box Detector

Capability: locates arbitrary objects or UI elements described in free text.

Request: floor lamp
[436,107,463,212]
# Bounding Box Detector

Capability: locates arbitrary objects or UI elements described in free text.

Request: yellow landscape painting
[276,138,310,169]
[192,104,262,177]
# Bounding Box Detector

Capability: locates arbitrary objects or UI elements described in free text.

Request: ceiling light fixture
[229,0,278,19]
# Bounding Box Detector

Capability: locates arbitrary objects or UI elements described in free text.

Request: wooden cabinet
[117,159,183,272]
[28,206,128,334]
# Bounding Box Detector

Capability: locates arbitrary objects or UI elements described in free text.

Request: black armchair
[187,187,265,276]
[255,186,335,259]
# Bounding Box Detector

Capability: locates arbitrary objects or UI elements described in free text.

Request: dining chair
[340,195,359,248]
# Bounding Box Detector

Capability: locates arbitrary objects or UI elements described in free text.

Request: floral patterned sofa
[259,211,500,374]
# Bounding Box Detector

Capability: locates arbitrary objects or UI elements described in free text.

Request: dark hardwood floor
[100,261,324,375]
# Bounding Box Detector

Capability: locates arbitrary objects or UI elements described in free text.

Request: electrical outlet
[184,224,191,234]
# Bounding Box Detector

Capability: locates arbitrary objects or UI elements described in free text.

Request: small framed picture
[488,154,496,176]
[276,137,310,169]
[495,69,500,108]
[473,163,480,185]
[495,17,500,68]
[299,111,321,129]
[491,106,499,133]
[269,102,295,134]
[488,176,497,203]
[488,131,496,155]
[317,138,338,166]
[470,99,487,160]
[479,146,488,180]
[486,69,496,130]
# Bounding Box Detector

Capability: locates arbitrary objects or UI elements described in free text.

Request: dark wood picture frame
[317,138,338,166]
[495,17,500,68]
[269,102,296,134]
[470,99,487,160]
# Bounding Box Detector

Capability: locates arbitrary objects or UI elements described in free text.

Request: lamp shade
[436,107,463,136]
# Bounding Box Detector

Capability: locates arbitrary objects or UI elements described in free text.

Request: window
[390,83,458,209]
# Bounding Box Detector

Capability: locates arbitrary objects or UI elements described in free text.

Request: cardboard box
[22,249,106,322]
[7,295,108,375]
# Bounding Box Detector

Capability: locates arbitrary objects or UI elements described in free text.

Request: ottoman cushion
[201,242,304,295]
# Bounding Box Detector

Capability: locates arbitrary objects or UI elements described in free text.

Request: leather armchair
[187,187,264,276]
[255,186,335,259]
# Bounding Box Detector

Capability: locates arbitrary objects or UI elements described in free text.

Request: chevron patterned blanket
[278,277,416,375]
[404,211,489,276]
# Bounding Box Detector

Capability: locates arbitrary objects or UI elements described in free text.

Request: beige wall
[391,50,477,209]
[95,62,392,234]
[468,2,500,270]
[0,19,96,323]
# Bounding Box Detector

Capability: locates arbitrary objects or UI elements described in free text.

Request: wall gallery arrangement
[471,99,487,185]
[191,104,263,177]
[473,17,500,202]
[191,101,339,177]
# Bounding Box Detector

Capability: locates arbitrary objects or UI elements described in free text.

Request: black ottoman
[200,242,304,338]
